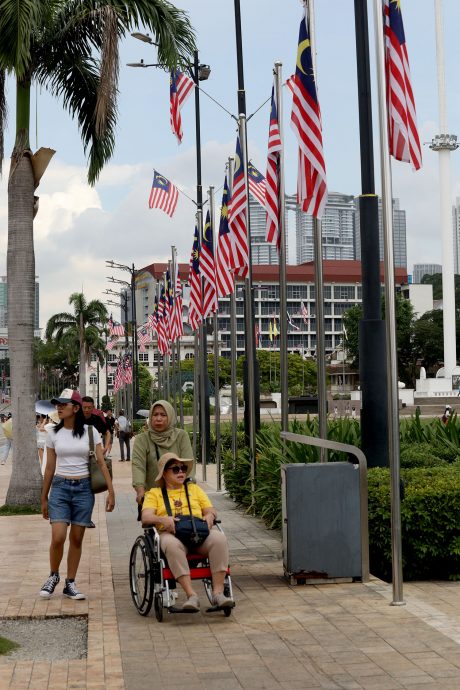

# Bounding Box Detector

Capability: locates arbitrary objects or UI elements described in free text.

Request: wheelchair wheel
[129,535,154,616]
[154,592,164,622]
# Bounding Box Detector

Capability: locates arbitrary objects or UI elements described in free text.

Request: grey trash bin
[281,462,363,583]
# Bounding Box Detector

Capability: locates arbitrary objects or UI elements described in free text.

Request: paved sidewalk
[3,451,460,688]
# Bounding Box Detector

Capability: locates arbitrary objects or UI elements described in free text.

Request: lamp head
[198,64,211,81]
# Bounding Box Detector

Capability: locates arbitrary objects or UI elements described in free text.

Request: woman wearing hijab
[131,400,193,508]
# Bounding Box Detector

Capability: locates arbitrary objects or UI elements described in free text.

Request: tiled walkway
[3,452,460,688]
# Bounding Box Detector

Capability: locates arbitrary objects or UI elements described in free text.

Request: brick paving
[2,450,460,688]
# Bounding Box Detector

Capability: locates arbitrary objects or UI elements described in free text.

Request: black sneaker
[40,572,60,598]
[63,580,86,600]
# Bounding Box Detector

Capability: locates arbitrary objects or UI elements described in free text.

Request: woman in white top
[40,389,115,600]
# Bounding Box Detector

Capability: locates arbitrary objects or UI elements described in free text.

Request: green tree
[412,310,444,371]
[343,295,416,386]
[0,0,195,504]
[237,350,317,396]
[138,364,153,409]
[45,293,108,395]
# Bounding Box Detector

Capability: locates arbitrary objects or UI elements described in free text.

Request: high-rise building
[355,197,407,268]
[0,276,40,330]
[295,192,355,264]
[249,196,288,265]
[412,264,442,284]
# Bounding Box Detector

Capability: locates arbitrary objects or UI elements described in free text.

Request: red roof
[138,260,407,285]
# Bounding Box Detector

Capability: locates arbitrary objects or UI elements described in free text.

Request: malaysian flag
[265,85,282,250]
[171,263,184,342]
[383,0,422,170]
[200,210,218,318]
[123,353,133,384]
[148,170,179,217]
[247,162,266,207]
[108,315,125,337]
[164,272,173,341]
[137,325,150,352]
[289,8,327,218]
[287,311,300,331]
[170,68,195,144]
[188,226,203,331]
[228,137,249,277]
[158,286,170,354]
[106,338,118,351]
[301,301,309,324]
[216,176,234,297]
[114,357,124,392]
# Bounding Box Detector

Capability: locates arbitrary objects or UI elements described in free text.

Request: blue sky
[1,0,459,325]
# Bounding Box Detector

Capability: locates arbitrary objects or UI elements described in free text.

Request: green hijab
[148,400,181,448]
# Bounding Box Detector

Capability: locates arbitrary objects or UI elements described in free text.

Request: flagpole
[208,186,222,491]
[163,272,171,403]
[193,331,199,459]
[156,280,162,398]
[172,245,185,428]
[170,251,178,418]
[306,0,327,462]
[372,0,404,606]
[274,61,288,433]
[227,158,238,462]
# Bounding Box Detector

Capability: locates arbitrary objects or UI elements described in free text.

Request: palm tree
[0,0,195,505]
[46,293,108,395]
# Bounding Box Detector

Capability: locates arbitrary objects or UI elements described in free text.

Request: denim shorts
[48,476,95,527]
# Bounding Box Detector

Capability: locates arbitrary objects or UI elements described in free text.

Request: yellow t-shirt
[2,419,12,439]
[143,483,212,522]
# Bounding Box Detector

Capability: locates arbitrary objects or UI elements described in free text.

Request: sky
[1,0,460,328]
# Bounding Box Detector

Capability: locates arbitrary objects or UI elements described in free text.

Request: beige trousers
[159,528,229,579]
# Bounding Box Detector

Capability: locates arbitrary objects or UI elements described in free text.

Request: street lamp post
[106,261,140,419]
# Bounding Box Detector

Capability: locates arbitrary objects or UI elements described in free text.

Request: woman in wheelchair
[141,452,234,612]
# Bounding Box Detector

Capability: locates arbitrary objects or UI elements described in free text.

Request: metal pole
[353,0,389,469]
[156,280,161,398]
[193,331,199,460]
[209,186,221,491]
[228,157,238,462]
[177,338,184,427]
[373,0,404,605]
[274,62,288,433]
[238,114,257,493]
[130,267,139,419]
[164,272,171,403]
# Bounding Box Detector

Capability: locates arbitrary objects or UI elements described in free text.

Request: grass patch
[0,505,41,516]
[0,636,20,655]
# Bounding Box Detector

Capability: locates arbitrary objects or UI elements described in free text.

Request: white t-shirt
[45,425,101,477]
[117,415,130,432]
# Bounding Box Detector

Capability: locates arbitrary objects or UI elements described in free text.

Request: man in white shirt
[115,409,131,462]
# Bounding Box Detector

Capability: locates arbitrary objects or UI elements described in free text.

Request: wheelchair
[129,522,234,621]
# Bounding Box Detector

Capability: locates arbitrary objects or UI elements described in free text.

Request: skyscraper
[249,195,288,265]
[413,264,442,284]
[355,197,407,268]
[0,276,40,329]
[295,192,355,264]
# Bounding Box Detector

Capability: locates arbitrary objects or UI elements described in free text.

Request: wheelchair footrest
[205,602,236,613]
[168,606,199,614]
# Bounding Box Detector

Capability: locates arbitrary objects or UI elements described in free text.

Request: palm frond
[0,0,42,77]
[94,5,119,138]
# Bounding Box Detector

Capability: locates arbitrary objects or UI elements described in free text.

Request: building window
[139,353,149,363]
[107,353,117,362]
[334,285,355,300]
[89,374,98,384]
[107,375,114,385]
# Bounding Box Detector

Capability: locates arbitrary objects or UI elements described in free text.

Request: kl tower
[429,0,458,390]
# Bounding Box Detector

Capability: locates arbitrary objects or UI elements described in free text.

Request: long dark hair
[54,405,86,438]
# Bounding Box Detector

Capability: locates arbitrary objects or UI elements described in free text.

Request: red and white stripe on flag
[200,212,218,319]
[383,0,422,170]
[170,69,195,144]
[216,177,234,297]
[288,9,327,219]
[265,85,282,250]
[247,162,266,207]
[188,227,203,332]
[228,137,249,278]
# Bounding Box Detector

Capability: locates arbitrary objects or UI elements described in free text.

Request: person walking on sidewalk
[132,400,194,508]
[40,389,115,600]
[115,409,131,462]
[0,415,12,465]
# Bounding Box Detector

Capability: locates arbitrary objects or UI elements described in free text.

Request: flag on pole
[273,318,279,338]
[106,338,119,351]
[114,357,124,392]
[289,8,327,218]
[188,226,203,331]
[301,301,309,324]
[137,325,150,352]
[123,353,133,384]
[287,311,300,331]
[383,0,422,170]
[247,162,266,207]
[265,85,282,250]
[170,263,184,342]
[228,137,249,277]
[216,176,234,297]
[170,68,195,144]
[158,286,170,354]
[200,210,218,318]
[269,321,273,342]
[108,315,125,337]
[255,325,262,348]
[148,170,179,217]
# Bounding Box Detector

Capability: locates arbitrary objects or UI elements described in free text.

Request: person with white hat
[142,452,234,612]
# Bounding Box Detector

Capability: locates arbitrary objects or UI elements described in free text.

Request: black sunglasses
[167,464,188,474]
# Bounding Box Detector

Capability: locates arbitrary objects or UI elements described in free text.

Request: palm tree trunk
[79,312,86,395]
[5,151,42,505]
